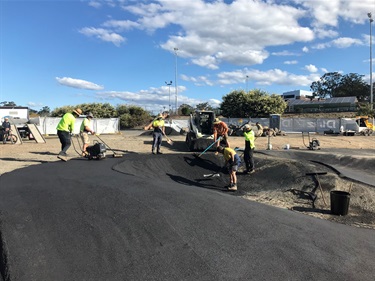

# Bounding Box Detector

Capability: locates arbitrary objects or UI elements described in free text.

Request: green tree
[116,105,151,129]
[38,106,51,116]
[221,89,286,117]
[178,104,194,116]
[195,102,213,111]
[0,101,17,106]
[220,90,248,117]
[310,72,370,102]
[335,73,369,102]
[51,103,117,118]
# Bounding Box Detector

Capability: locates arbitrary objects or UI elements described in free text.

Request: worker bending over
[217,146,241,191]
[213,118,230,149]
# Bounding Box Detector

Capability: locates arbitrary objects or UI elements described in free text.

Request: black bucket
[330,191,350,216]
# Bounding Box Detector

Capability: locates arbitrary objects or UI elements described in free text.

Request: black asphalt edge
[0,221,10,281]
[309,160,375,188]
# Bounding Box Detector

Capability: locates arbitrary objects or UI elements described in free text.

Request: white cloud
[78,27,125,46]
[304,64,318,73]
[312,37,364,49]
[302,46,309,53]
[94,86,211,108]
[102,19,140,31]
[88,1,101,9]
[284,60,298,65]
[216,68,319,87]
[56,77,104,90]
[83,0,314,68]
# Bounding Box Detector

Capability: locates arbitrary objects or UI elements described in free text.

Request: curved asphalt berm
[0,154,375,280]
[258,149,375,187]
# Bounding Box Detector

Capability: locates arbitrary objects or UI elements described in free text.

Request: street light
[246,75,249,92]
[368,13,373,110]
[165,81,172,113]
[174,47,179,114]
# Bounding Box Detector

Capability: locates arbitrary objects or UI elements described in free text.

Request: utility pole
[165,81,172,113]
[368,13,373,110]
[174,47,179,114]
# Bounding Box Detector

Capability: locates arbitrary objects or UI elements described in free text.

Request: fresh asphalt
[0,153,375,281]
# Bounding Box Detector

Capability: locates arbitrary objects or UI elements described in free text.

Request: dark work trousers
[244,140,254,172]
[152,131,163,152]
[57,130,71,155]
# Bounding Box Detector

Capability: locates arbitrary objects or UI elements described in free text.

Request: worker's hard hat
[87,112,94,118]
[73,108,82,116]
[243,124,252,131]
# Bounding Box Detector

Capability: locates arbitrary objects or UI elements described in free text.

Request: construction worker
[217,146,241,191]
[213,118,230,150]
[243,124,255,174]
[2,117,11,144]
[80,112,95,156]
[56,108,82,161]
[255,122,263,137]
[150,113,165,154]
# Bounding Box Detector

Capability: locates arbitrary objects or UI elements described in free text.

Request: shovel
[203,173,220,178]
[193,136,222,158]
[163,132,174,146]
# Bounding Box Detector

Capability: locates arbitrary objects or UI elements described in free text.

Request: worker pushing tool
[80,112,95,156]
[213,118,230,150]
[217,146,241,191]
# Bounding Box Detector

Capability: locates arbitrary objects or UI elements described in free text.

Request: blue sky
[1,0,374,113]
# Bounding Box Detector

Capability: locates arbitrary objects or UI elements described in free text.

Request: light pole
[368,13,373,110]
[246,75,249,92]
[174,47,179,114]
[165,81,172,113]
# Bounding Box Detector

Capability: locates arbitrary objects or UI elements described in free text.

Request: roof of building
[287,96,357,106]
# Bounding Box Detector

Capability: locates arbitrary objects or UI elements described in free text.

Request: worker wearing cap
[56,108,82,161]
[243,124,255,174]
[151,113,165,154]
[2,117,11,144]
[255,122,263,137]
[217,146,241,191]
[213,118,230,149]
[80,112,95,156]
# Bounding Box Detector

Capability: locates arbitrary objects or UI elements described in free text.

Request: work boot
[57,154,68,162]
[157,151,163,154]
[228,184,237,191]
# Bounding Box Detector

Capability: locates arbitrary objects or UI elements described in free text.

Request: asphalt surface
[0,154,375,281]
[258,148,375,187]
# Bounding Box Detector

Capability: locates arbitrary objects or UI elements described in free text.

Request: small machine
[85,141,106,160]
[302,132,320,150]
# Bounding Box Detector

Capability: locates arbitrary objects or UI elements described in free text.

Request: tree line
[2,71,374,126]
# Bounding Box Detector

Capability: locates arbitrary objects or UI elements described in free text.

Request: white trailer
[0,106,29,122]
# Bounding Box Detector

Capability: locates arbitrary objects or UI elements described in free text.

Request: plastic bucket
[284,144,290,150]
[330,191,350,216]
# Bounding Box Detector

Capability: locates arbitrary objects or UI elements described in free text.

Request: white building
[281,90,313,100]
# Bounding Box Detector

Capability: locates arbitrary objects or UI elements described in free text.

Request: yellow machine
[356,116,374,136]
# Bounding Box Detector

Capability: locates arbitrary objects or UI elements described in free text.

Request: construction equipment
[72,135,107,160]
[85,141,107,160]
[356,116,374,136]
[95,134,123,158]
[302,132,320,150]
[193,136,221,158]
[341,116,374,136]
[186,110,216,151]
